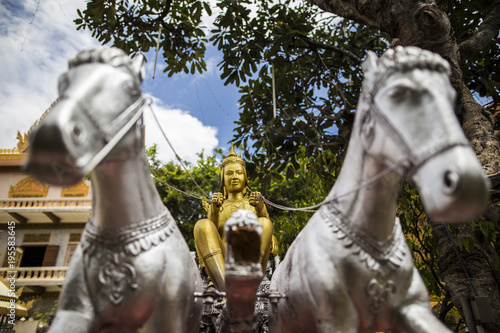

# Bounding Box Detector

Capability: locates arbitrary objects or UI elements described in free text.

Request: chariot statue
[24,45,489,333]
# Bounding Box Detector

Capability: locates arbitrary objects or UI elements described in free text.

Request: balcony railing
[0,267,67,286]
[0,199,91,210]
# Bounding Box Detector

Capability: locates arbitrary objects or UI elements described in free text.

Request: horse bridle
[75,95,146,174]
[367,82,469,178]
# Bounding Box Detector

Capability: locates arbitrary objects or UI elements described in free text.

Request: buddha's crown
[220,142,246,170]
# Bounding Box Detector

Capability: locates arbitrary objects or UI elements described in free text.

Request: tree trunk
[431,221,500,331]
[308,0,500,330]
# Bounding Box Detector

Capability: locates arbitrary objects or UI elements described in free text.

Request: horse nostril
[71,122,87,144]
[443,170,461,194]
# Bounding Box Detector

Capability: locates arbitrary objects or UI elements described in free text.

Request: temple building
[0,104,91,329]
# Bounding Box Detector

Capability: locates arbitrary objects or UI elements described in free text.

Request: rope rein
[149,140,404,214]
[257,161,401,213]
[153,176,210,202]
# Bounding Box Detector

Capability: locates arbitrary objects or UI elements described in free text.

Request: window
[63,244,78,266]
[18,245,59,267]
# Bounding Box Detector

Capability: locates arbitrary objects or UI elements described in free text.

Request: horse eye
[122,81,140,96]
[388,86,415,102]
[69,121,87,145]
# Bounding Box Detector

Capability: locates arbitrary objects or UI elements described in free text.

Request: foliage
[254,146,338,255]
[398,184,445,297]
[75,0,212,76]
[213,1,387,181]
[437,0,499,101]
[146,145,221,250]
[18,297,56,324]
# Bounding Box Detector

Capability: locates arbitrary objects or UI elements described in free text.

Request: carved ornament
[69,233,82,243]
[321,204,407,273]
[97,251,139,305]
[16,131,28,151]
[0,148,23,160]
[81,209,175,258]
[9,177,49,198]
[61,181,90,197]
[23,233,51,243]
[82,209,175,305]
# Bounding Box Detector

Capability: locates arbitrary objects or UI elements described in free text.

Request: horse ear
[131,54,146,82]
[362,51,378,91]
[363,51,378,72]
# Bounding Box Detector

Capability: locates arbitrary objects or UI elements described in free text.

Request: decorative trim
[0,199,91,209]
[366,278,396,314]
[0,223,86,231]
[97,251,139,305]
[0,148,25,160]
[61,181,90,197]
[320,204,407,272]
[22,233,51,243]
[203,250,223,261]
[69,233,82,243]
[82,209,174,306]
[9,177,49,198]
[82,209,175,257]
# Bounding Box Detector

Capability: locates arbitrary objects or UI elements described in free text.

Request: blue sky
[0,0,242,164]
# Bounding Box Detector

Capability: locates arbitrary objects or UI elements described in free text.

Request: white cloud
[0,0,98,149]
[144,97,218,165]
[0,0,219,166]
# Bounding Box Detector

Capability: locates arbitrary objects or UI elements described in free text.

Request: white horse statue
[269,46,489,332]
[25,48,203,333]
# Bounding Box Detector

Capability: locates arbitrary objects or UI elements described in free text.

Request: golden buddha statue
[194,143,273,291]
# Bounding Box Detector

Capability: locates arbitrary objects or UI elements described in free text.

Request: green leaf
[203,1,212,16]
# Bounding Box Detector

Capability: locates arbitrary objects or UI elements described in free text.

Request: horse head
[359,46,489,221]
[24,47,146,186]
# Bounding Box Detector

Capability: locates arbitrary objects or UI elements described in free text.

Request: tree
[302,0,500,329]
[75,0,212,76]
[146,145,221,250]
[76,0,499,329]
[210,0,500,329]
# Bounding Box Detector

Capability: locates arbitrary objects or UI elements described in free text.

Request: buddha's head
[220,143,249,196]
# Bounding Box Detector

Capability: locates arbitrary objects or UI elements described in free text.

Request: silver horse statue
[25,48,203,332]
[269,46,489,333]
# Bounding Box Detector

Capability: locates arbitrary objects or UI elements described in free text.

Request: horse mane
[68,47,140,81]
[364,46,451,93]
[359,46,452,110]
[376,46,450,78]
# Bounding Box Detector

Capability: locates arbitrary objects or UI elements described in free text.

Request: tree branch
[154,0,173,23]
[438,292,454,322]
[459,0,500,61]
[298,36,362,63]
[306,0,379,28]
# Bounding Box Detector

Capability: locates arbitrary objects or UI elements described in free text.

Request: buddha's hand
[249,191,263,208]
[250,192,269,218]
[212,192,225,208]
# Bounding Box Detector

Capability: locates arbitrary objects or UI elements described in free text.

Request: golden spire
[220,142,245,170]
[16,131,28,151]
